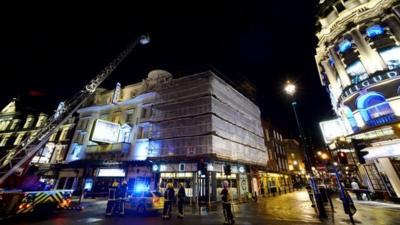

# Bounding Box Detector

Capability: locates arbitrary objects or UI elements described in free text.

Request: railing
[86,142,130,154]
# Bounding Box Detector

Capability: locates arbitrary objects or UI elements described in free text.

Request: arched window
[356,92,394,123]
[342,106,358,131]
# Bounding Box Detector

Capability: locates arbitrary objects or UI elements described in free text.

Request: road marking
[76,217,103,223]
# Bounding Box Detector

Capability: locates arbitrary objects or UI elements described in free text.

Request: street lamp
[284,80,326,217]
[284,82,296,96]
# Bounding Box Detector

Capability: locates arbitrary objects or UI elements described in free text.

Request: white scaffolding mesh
[148,71,268,165]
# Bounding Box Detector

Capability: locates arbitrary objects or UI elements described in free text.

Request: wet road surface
[2,190,400,225]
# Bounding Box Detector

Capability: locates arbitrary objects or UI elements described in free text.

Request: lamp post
[284,81,326,217]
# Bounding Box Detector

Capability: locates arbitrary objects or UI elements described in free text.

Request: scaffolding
[148,71,267,165]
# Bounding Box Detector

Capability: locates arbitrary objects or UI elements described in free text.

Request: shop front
[153,161,251,203]
[259,172,291,196]
[360,140,400,201]
[84,168,126,197]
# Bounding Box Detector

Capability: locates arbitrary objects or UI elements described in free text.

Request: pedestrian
[162,182,175,220]
[351,179,362,200]
[177,182,186,219]
[221,180,235,225]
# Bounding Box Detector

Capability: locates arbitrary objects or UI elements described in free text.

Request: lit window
[125,109,135,123]
[14,133,25,145]
[0,136,9,146]
[23,117,34,129]
[379,46,400,70]
[366,25,385,38]
[338,39,352,53]
[357,92,394,123]
[346,60,368,84]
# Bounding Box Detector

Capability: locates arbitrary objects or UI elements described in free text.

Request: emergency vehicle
[0,189,73,217]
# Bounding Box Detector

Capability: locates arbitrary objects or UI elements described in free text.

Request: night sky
[0,2,334,146]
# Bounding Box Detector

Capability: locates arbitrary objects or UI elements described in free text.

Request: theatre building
[65,70,267,201]
[315,0,400,201]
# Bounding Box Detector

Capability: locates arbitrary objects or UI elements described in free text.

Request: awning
[363,141,400,159]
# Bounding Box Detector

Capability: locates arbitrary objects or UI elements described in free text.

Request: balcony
[86,142,130,154]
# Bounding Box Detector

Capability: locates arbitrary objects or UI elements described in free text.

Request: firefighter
[116,180,127,215]
[177,182,186,219]
[105,179,119,216]
[221,180,235,224]
[162,182,175,220]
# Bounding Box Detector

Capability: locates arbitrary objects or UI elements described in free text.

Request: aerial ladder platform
[0,34,150,187]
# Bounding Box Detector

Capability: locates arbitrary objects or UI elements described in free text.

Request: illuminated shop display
[97,168,126,177]
[319,118,350,144]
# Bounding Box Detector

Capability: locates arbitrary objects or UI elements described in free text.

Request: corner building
[148,71,267,202]
[315,0,400,200]
[66,70,267,202]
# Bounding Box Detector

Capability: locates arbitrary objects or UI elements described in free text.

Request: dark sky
[0,2,335,146]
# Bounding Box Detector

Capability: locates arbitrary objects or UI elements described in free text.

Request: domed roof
[147,69,172,79]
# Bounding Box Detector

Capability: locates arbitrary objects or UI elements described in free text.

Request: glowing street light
[321,153,328,160]
[284,80,326,217]
[284,81,296,96]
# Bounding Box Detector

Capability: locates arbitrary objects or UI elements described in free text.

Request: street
[2,190,400,225]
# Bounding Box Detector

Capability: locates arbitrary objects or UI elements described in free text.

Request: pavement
[2,190,400,225]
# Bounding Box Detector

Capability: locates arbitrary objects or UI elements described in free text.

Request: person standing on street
[116,180,128,215]
[177,182,186,219]
[351,179,362,200]
[162,182,175,220]
[221,180,235,224]
[105,179,119,216]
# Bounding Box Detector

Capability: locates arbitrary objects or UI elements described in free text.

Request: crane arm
[0,35,150,186]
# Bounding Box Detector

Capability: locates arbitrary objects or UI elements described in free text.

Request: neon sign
[340,69,400,101]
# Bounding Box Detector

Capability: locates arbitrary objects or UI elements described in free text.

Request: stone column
[393,5,400,19]
[350,28,387,72]
[377,158,400,198]
[321,60,341,99]
[383,15,400,43]
[329,47,352,87]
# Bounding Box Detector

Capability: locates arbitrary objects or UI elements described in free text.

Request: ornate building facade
[65,70,267,202]
[0,99,76,189]
[315,0,400,200]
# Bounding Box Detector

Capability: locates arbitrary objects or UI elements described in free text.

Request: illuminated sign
[112,82,121,104]
[341,69,400,101]
[90,119,120,144]
[97,168,126,177]
[319,118,349,144]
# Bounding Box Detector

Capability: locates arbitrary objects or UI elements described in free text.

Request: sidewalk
[343,192,400,208]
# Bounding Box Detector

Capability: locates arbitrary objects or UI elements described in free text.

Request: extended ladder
[0,35,150,186]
